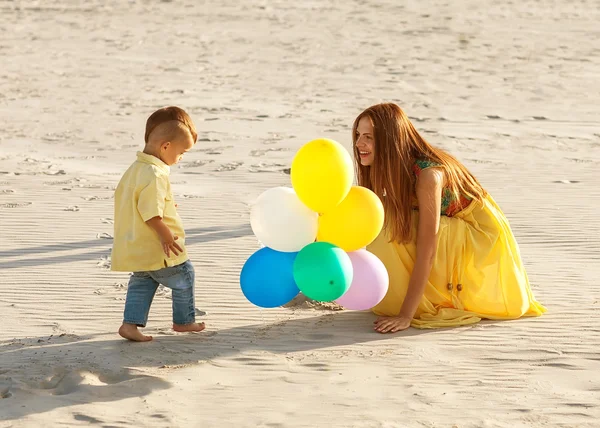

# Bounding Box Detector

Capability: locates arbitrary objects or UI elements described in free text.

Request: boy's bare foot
[173,322,206,333]
[118,323,153,342]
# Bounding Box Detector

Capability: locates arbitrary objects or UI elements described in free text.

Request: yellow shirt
[111,152,188,272]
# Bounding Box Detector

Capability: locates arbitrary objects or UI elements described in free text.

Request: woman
[353,103,546,333]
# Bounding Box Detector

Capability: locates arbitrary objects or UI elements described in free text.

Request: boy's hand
[146,216,183,258]
[160,232,183,258]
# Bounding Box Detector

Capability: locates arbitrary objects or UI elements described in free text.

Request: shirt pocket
[163,193,177,218]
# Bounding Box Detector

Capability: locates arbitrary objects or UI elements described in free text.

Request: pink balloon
[335,250,389,310]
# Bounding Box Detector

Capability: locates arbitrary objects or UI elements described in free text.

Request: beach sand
[1,0,599,426]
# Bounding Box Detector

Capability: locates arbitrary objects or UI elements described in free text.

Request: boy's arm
[137,174,181,258]
[146,216,183,258]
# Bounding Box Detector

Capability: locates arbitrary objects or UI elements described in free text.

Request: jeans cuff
[124,319,147,328]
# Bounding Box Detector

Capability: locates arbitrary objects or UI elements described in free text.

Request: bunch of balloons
[240,138,389,310]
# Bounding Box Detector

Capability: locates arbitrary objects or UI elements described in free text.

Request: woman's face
[355,115,375,166]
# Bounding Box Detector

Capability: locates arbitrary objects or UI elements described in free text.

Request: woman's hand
[374,316,412,333]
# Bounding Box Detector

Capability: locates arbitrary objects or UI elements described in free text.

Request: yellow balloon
[290,138,354,213]
[317,186,384,252]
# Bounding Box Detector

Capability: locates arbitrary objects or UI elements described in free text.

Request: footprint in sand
[467,159,501,165]
[262,138,284,145]
[96,232,113,239]
[38,368,69,391]
[0,202,32,208]
[22,157,50,165]
[101,218,114,224]
[44,179,73,186]
[566,158,595,164]
[57,156,98,160]
[78,184,104,189]
[97,256,111,269]
[199,146,234,155]
[248,162,288,173]
[0,189,15,194]
[0,385,12,399]
[73,414,103,424]
[179,159,215,168]
[249,148,288,157]
[44,169,67,176]
[302,362,331,371]
[83,195,112,201]
[42,132,71,143]
[65,206,80,211]
[156,285,172,299]
[38,368,135,396]
[215,162,243,172]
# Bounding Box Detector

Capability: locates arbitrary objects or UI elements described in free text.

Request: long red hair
[353,103,486,243]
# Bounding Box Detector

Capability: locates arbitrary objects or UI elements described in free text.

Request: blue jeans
[123,260,196,327]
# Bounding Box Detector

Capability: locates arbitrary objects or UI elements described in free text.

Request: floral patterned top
[412,159,472,217]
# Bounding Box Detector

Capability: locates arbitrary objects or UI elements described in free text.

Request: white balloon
[250,187,318,252]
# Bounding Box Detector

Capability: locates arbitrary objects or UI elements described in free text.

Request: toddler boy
[112,106,205,342]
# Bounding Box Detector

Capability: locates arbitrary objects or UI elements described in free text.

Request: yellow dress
[368,162,546,328]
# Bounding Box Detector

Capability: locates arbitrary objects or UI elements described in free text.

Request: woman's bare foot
[173,322,206,333]
[118,323,153,342]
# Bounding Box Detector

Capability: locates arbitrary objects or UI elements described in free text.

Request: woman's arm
[399,168,443,318]
[374,168,443,333]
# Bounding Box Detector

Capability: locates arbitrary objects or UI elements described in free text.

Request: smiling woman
[355,117,375,166]
[351,103,546,333]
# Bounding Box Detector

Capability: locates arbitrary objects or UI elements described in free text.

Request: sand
[1,0,599,427]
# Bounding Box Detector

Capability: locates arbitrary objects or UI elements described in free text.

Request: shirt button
[447,283,453,291]
[457,284,463,291]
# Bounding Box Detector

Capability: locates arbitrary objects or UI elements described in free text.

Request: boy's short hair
[145,106,197,144]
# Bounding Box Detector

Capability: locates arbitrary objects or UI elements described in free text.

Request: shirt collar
[136,151,170,174]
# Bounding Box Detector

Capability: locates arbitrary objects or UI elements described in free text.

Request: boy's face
[160,133,195,166]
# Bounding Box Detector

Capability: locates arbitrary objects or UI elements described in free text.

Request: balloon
[317,186,384,252]
[240,248,299,308]
[335,250,389,310]
[293,242,353,302]
[290,138,354,213]
[250,187,318,252]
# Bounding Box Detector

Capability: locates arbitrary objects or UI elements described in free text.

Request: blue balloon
[240,247,300,308]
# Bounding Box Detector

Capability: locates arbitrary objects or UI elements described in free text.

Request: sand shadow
[0,225,252,269]
[0,310,448,420]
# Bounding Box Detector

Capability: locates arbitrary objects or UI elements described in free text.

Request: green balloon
[293,242,353,302]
